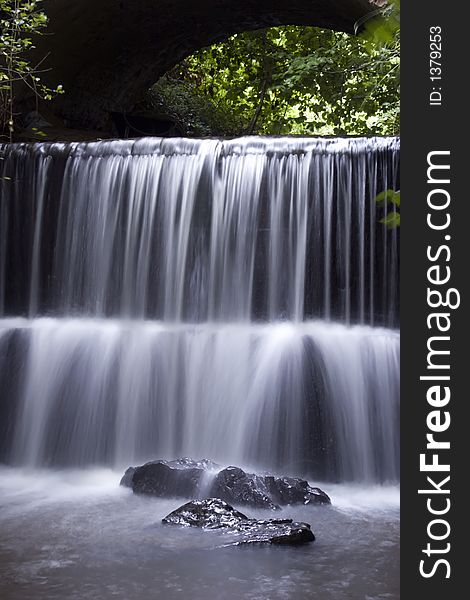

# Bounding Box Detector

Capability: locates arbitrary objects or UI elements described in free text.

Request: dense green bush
[152,6,399,137]
[148,75,244,137]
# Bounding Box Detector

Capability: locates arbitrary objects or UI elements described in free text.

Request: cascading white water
[0,137,399,482]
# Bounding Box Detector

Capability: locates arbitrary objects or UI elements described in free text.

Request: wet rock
[162,498,315,545]
[121,458,330,508]
[210,468,330,508]
[211,466,279,510]
[163,497,249,529]
[124,458,219,497]
[120,466,136,488]
[263,475,331,506]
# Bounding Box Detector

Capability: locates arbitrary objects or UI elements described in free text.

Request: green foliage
[157,7,399,137]
[364,0,400,44]
[380,211,400,228]
[0,0,63,141]
[376,189,400,228]
[376,189,400,207]
[148,75,244,137]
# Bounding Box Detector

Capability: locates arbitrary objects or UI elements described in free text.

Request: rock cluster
[121,458,330,546]
[121,458,331,509]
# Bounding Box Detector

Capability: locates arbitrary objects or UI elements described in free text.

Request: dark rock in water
[263,475,331,506]
[127,458,219,497]
[163,497,249,529]
[121,458,330,508]
[211,466,279,510]
[162,498,315,545]
[210,467,330,508]
[120,466,136,488]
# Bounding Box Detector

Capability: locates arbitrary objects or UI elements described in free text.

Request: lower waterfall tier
[0,317,399,483]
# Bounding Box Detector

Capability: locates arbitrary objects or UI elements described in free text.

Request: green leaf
[380,212,401,229]
[375,189,400,207]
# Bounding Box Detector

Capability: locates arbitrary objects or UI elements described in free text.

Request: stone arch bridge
[35,0,384,130]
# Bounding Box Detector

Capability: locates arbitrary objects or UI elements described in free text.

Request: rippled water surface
[0,468,399,600]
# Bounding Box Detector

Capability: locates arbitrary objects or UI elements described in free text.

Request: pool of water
[0,467,399,600]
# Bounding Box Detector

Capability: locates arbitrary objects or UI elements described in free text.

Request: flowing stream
[0,136,400,599]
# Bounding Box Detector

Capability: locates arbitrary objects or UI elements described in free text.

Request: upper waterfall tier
[0,137,399,325]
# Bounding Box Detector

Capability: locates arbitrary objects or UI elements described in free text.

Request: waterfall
[0,137,399,482]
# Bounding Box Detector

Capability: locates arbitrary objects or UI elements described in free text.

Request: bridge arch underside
[35,0,382,130]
